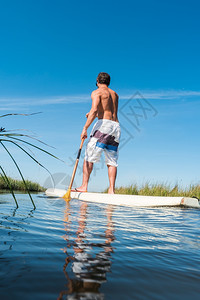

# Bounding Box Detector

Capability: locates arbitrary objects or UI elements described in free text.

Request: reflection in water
[1,195,200,300]
[0,206,34,252]
[58,203,115,299]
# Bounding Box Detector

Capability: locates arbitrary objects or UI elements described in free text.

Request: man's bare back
[92,86,119,122]
[82,84,119,139]
[77,72,120,194]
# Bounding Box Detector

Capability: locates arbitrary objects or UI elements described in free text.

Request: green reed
[0,176,45,192]
[105,183,200,199]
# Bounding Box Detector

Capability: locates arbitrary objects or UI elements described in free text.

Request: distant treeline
[0,177,45,192]
[107,183,200,199]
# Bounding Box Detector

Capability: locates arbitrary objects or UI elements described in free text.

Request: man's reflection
[58,202,115,299]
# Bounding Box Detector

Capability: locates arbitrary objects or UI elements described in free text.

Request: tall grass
[106,183,200,199]
[0,176,45,192]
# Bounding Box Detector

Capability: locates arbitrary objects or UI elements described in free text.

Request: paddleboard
[45,188,200,208]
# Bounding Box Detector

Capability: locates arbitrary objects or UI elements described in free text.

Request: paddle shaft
[68,139,84,190]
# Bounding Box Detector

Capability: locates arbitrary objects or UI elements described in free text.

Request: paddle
[63,139,84,201]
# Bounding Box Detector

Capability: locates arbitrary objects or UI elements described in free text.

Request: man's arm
[81,91,100,139]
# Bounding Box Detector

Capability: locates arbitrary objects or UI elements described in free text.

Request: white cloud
[120,90,200,100]
[0,95,91,111]
[0,89,200,110]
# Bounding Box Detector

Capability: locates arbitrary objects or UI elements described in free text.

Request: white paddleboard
[45,188,200,208]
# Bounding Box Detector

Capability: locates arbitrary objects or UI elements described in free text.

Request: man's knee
[85,160,94,170]
[107,164,117,169]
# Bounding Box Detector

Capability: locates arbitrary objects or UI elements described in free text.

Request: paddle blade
[63,189,71,201]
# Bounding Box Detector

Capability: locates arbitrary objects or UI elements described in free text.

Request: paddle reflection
[58,202,115,299]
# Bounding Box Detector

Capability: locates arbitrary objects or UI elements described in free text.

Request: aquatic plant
[112,182,200,199]
[0,113,60,208]
[0,176,45,192]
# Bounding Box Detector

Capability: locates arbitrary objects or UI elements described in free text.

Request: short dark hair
[96,72,110,86]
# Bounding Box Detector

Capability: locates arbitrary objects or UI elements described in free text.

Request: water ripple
[0,194,199,300]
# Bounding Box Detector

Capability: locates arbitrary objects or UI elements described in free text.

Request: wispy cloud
[0,89,200,110]
[0,95,91,110]
[120,90,200,100]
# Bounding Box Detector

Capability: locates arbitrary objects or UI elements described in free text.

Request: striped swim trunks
[85,119,121,167]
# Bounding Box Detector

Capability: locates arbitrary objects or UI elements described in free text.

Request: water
[0,193,200,300]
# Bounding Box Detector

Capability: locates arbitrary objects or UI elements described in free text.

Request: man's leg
[76,160,93,192]
[107,165,117,194]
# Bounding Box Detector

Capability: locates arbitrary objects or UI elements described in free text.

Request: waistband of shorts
[96,119,120,126]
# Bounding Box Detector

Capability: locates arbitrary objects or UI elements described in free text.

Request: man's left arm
[81,91,100,140]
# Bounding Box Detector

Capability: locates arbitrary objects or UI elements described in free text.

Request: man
[74,72,120,194]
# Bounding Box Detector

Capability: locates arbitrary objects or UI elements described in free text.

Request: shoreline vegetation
[1,178,200,199]
[106,183,200,199]
[0,177,45,192]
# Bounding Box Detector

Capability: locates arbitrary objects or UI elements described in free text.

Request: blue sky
[0,0,200,191]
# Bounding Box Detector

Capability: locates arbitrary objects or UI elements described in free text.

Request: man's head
[96,72,110,87]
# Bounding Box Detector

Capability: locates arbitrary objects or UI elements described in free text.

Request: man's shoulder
[91,88,118,99]
[91,89,100,97]
[108,88,118,98]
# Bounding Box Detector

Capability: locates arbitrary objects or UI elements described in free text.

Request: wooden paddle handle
[68,139,84,190]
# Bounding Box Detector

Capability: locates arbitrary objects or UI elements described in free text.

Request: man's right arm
[84,91,100,130]
[81,91,100,139]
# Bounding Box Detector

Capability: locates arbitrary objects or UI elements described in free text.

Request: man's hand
[81,127,87,140]
[86,111,98,119]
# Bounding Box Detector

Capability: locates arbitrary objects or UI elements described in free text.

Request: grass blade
[1,139,55,185]
[0,133,55,149]
[0,141,36,209]
[0,112,42,118]
[0,166,18,207]
[4,128,38,135]
[3,136,65,162]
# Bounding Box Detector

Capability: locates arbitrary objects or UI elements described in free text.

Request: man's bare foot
[108,188,115,194]
[71,187,87,192]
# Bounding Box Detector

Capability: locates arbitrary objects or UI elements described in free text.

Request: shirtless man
[75,72,120,194]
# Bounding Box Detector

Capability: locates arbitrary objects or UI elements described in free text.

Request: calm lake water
[0,193,200,300]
